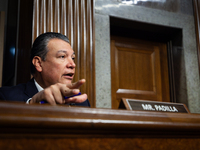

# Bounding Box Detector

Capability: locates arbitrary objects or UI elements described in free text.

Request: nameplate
[119,98,189,113]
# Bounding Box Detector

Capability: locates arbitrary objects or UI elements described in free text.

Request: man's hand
[30,79,87,105]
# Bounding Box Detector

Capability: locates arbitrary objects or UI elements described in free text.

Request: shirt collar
[34,79,44,92]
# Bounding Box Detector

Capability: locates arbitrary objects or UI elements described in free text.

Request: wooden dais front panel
[0,102,200,149]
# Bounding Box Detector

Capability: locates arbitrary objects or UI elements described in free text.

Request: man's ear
[32,56,43,72]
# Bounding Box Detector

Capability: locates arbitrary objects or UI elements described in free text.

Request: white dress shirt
[26,79,43,104]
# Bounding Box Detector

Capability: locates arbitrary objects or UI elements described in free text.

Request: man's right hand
[30,79,88,105]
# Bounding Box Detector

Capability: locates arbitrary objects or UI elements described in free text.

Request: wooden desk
[0,101,200,150]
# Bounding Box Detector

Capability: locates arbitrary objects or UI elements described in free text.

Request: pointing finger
[68,79,86,89]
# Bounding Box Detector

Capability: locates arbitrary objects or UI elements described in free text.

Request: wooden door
[111,36,170,108]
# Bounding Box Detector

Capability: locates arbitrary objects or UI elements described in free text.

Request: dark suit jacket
[0,78,90,107]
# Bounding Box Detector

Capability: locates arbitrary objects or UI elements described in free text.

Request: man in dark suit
[0,32,90,107]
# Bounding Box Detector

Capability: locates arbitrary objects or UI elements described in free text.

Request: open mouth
[66,73,74,77]
[63,73,74,79]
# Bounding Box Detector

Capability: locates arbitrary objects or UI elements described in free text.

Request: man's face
[40,38,76,87]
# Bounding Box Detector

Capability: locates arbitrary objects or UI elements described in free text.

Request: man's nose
[67,58,76,69]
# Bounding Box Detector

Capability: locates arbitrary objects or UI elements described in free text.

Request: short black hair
[30,32,70,74]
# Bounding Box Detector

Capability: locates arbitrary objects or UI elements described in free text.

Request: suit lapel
[24,78,39,99]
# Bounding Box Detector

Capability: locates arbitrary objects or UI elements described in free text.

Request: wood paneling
[0,11,5,87]
[32,0,95,107]
[0,102,200,149]
[16,0,34,85]
[111,37,170,108]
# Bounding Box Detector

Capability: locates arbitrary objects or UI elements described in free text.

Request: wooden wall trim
[32,0,96,107]
[0,11,5,87]
[193,0,200,77]
[16,0,34,85]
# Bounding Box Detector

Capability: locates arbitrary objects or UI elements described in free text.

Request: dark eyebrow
[57,50,75,57]
[57,50,67,54]
[57,50,75,54]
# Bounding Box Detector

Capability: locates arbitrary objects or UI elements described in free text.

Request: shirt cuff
[26,98,32,104]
